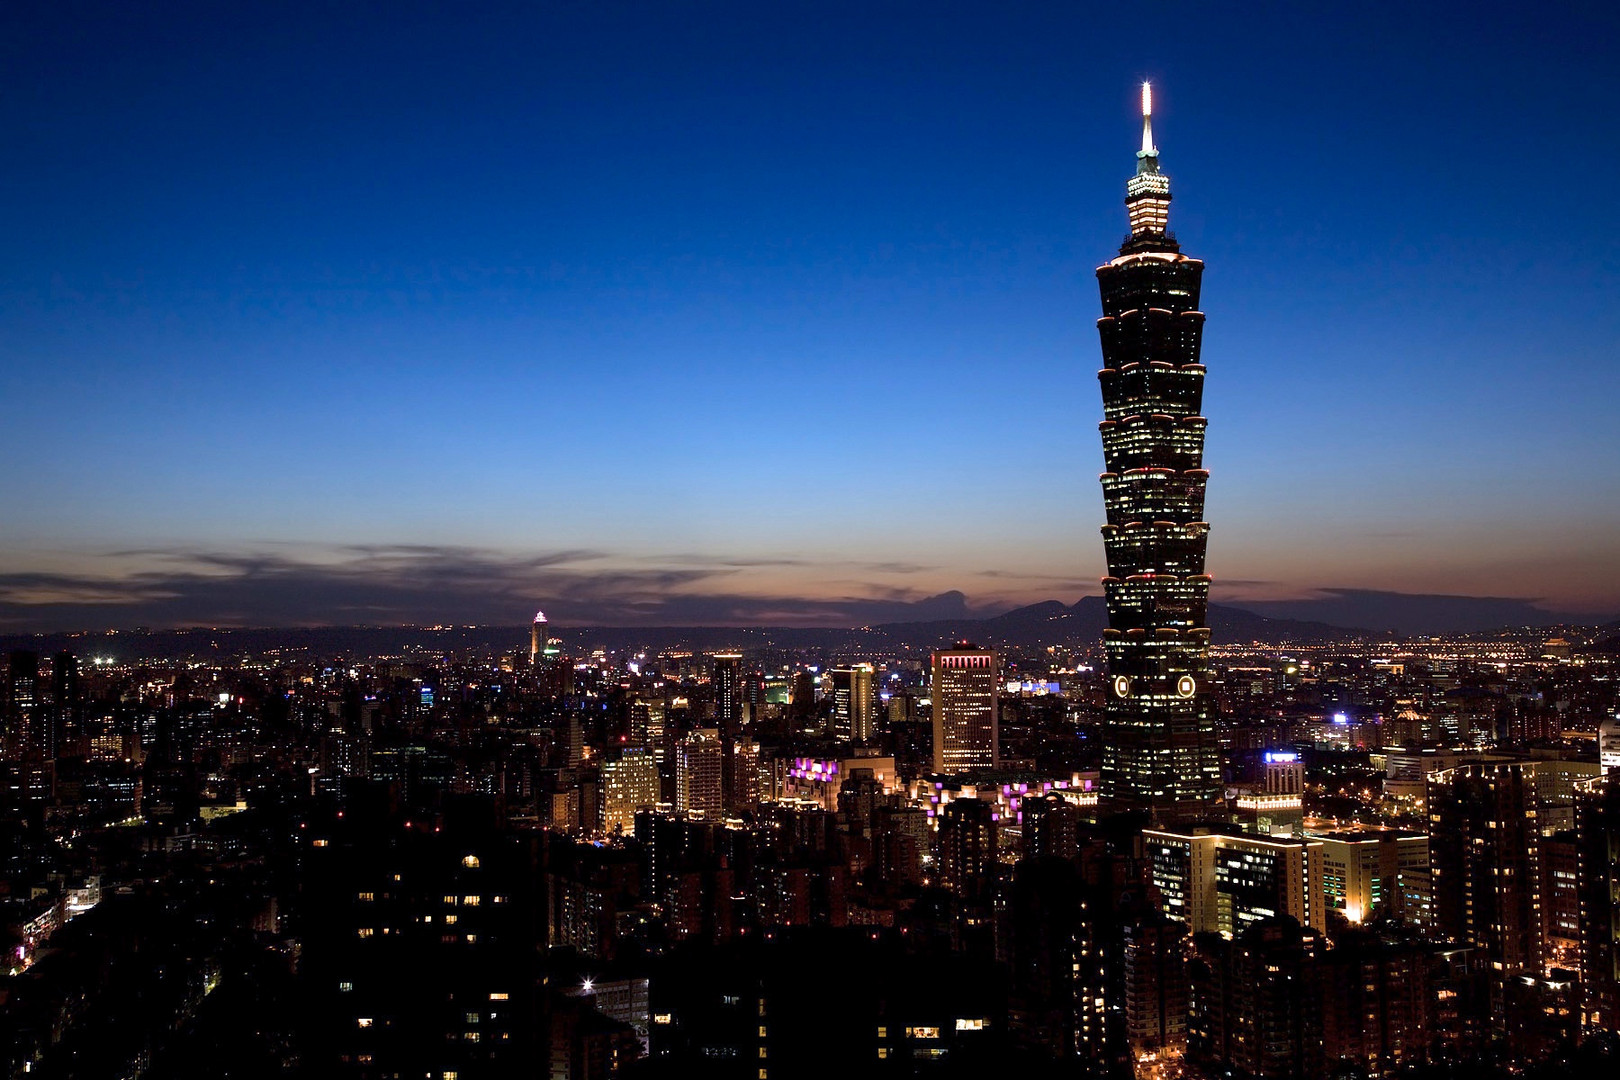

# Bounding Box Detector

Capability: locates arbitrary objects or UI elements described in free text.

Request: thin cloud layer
[0,546,1002,631]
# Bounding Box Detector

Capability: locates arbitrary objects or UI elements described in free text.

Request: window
[461,855,480,868]
[357,1018,373,1028]
[489,992,509,1001]
[463,896,481,907]
[357,928,374,939]
[356,892,374,902]
[339,981,354,993]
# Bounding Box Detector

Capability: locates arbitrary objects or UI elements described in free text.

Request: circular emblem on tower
[1177,675,1197,698]
[1114,675,1132,699]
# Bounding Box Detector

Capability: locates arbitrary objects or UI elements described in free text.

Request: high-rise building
[1427,760,1555,1029]
[1188,917,1326,1080]
[3,651,40,762]
[711,653,742,736]
[1093,83,1221,822]
[830,663,876,743]
[936,796,997,900]
[930,646,997,775]
[1427,762,1543,972]
[1576,773,1620,1032]
[601,748,661,834]
[675,729,723,817]
[49,651,79,759]
[530,610,548,666]
[630,699,667,761]
[725,735,760,812]
[1144,826,1325,936]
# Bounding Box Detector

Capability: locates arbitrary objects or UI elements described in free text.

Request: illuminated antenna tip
[1141,81,1152,117]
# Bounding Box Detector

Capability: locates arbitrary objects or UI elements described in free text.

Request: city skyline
[3,3,1618,633]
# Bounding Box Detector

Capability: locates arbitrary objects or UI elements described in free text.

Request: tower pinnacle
[1124,81,1172,246]
[1140,81,1155,158]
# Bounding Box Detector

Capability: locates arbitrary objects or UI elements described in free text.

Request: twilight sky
[2,2,1618,631]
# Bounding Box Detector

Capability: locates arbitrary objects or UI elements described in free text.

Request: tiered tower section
[1095,84,1221,822]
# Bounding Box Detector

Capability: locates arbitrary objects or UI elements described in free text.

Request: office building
[711,653,742,736]
[1312,829,1429,925]
[530,610,547,666]
[1144,826,1325,936]
[4,651,41,761]
[675,729,723,817]
[930,646,997,775]
[601,748,661,834]
[830,664,876,744]
[1093,83,1221,822]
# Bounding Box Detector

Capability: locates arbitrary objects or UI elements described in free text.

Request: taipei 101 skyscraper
[1094,84,1221,822]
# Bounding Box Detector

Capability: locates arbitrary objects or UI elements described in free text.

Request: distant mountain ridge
[0,598,1363,661]
[874,596,1364,648]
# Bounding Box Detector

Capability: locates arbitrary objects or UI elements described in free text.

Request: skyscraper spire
[1125,81,1172,244]
[1140,81,1155,159]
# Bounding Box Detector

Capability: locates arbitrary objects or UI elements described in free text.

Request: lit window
[357,928,374,939]
[357,1018,373,1028]
[463,896,481,907]
[356,892,374,902]
[462,855,480,868]
[489,992,509,1001]
[339,981,354,992]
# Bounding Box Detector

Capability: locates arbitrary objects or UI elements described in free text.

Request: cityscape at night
[3,4,1619,1079]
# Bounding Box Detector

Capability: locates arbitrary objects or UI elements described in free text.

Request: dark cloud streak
[0,547,1000,632]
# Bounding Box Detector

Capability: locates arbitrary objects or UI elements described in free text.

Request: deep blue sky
[2,1,1617,630]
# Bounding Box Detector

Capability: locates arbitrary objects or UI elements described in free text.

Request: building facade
[930,646,998,775]
[830,664,876,744]
[1093,84,1221,823]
